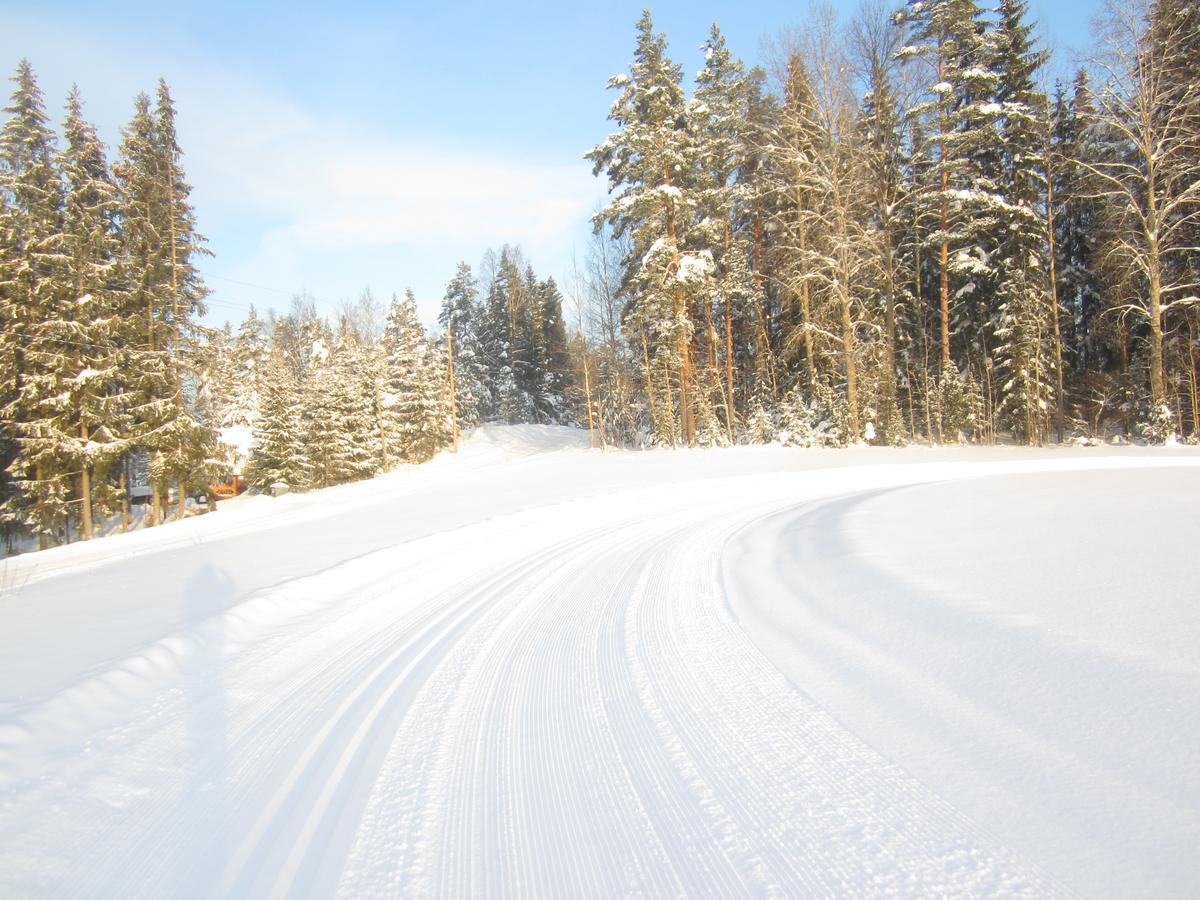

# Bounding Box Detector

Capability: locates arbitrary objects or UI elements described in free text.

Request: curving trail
[1,441,1197,898]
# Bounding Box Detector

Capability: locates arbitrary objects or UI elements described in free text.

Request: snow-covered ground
[1,425,1197,898]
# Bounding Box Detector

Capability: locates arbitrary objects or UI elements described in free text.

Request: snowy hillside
[1,426,1198,898]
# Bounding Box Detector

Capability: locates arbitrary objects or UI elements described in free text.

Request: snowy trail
[1,433,1197,897]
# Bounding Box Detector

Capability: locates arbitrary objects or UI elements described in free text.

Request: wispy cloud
[1,9,603,321]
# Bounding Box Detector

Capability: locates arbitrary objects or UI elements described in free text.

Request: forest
[0,0,1197,550]
[581,0,1199,450]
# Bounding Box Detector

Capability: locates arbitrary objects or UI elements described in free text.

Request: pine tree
[220,305,267,431]
[587,11,698,445]
[384,289,448,462]
[773,16,873,441]
[60,87,131,537]
[897,0,1003,371]
[115,92,174,524]
[693,23,753,439]
[1052,72,1111,376]
[0,166,14,547]
[439,262,487,428]
[210,305,267,476]
[768,49,823,397]
[152,80,216,515]
[735,66,780,408]
[479,248,523,422]
[538,276,573,422]
[990,0,1055,443]
[855,5,910,444]
[249,349,308,490]
[0,61,71,547]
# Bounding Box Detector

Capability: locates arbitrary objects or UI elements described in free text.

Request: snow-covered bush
[743,396,777,444]
[1138,401,1177,445]
[777,385,847,448]
[934,364,983,443]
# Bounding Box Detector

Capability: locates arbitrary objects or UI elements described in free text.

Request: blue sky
[1,0,1104,329]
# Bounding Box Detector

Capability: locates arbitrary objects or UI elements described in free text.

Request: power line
[205,273,296,297]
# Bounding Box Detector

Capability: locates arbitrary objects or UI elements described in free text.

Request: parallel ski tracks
[2,476,1071,898]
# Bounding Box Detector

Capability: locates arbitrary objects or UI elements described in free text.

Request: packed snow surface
[1,425,1198,898]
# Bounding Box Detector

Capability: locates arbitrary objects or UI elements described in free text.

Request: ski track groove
[2,471,1091,899]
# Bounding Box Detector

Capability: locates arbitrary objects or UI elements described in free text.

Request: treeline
[206,290,452,497]
[0,62,212,549]
[439,246,575,428]
[578,0,1200,448]
[0,59,576,552]
[214,245,575,498]
[4,0,1198,548]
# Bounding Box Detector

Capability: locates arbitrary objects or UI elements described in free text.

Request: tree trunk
[79,423,93,541]
[167,154,186,525]
[1046,174,1066,441]
[841,294,860,440]
[446,317,459,451]
[795,178,817,392]
[882,221,900,441]
[662,352,677,447]
[642,331,657,431]
[1147,237,1166,408]
[120,467,131,533]
[938,46,952,370]
[723,218,736,443]
[751,212,778,398]
[581,345,597,449]
[150,472,161,530]
[1188,318,1199,438]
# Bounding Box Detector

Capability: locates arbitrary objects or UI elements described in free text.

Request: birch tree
[1087,0,1200,438]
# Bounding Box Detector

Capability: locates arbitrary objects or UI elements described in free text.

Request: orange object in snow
[208,475,247,500]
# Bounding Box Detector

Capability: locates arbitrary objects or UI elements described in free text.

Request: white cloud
[2,9,604,324]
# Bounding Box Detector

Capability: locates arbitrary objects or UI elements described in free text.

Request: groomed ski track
[1,427,1197,898]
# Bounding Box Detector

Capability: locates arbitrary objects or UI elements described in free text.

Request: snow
[217,424,257,472]
[675,250,714,284]
[0,425,1197,897]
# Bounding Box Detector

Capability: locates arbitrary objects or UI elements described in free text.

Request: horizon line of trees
[576,0,1199,449]
[0,59,579,554]
[4,0,1199,551]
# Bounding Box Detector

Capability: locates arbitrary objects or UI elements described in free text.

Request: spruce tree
[479,249,523,422]
[1052,72,1110,374]
[0,61,70,547]
[115,92,174,523]
[990,0,1055,443]
[152,80,216,515]
[538,277,573,422]
[897,0,1001,440]
[855,6,910,444]
[439,262,487,428]
[60,87,131,537]
[249,349,308,490]
[384,289,447,462]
